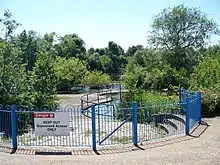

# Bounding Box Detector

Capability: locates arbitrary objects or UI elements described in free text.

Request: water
[71,84,125,94]
[85,93,121,118]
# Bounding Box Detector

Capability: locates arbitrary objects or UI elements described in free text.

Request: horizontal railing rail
[0,88,202,153]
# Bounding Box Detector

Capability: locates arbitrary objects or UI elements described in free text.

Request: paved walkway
[0,117,220,165]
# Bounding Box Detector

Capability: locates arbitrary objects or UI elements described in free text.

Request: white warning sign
[33,112,70,136]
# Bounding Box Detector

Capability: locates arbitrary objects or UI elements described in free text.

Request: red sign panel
[33,113,55,118]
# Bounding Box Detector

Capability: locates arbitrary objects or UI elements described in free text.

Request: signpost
[33,112,70,136]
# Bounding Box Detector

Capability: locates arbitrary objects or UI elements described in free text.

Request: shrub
[190,55,220,116]
[143,65,189,90]
[54,56,87,91]
[115,91,178,123]
[83,70,111,88]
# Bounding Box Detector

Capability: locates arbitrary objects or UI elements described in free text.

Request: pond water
[84,93,121,118]
[69,84,125,94]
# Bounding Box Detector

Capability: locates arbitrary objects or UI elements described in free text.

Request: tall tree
[148,4,219,72]
[0,9,21,42]
[55,34,86,60]
[126,45,144,57]
[15,30,39,71]
[0,10,26,105]
[54,56,86,90]
[107,41,127,75]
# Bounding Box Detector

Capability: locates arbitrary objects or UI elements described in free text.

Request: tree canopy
[148,4,219,71]
[0,6,220,115]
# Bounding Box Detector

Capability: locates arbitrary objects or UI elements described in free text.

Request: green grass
[84,129,92,136]
[100,131,107,135]
[111,136,132,144]
[38,136,44,140]
[2,137,11,142]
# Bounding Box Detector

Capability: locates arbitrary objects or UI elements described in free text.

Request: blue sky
[0,0,220,50]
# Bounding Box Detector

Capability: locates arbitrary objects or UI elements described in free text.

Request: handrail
[80,84,126,110]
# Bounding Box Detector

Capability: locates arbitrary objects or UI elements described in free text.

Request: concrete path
[0,117,220,165]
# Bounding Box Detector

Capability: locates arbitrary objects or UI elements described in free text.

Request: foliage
[0,6,220,118]
[54,56,87,90]
[0,42,26,105]
[54,34,86,59]
[15,30,40,71]
[148,4,219,72]
[143,65,189,90]
[116,91,178,123]
[0,10,27,105]
[0,9,21,41]
[83,70,111,88]
[126,45,144,57]
[123,56,189,92]
[86,41,127,78]
[27,50,58,108]
[190,55,220,116]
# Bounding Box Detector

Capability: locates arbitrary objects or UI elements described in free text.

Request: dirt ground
[0,117,220,165]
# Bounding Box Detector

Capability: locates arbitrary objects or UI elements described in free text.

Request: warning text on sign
[34,112,70,136]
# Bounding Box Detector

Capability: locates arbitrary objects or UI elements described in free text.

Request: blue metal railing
[0,88,202,152]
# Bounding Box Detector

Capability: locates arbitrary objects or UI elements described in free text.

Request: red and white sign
[34,112,70,136]
[33,113,55,118]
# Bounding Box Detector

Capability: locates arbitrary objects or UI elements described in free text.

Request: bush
[83,70,111,88]
[54,56,87,91]
[201,90,220,117]
[143,65,189,90]
[115,91,179,123]
[190,56,220,116]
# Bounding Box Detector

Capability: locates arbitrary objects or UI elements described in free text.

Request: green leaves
[190,51,220,116]
[148,4,219,71]
[83,70,111,88]
[54,34,86,59]
[190,55,220,91]
[27,50,58,107]
[54,56,86,90]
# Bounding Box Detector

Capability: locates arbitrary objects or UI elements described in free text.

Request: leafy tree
[0,9,21,41]
[107,41,127,75]
[0,9,26,105]
[148,4,219,72]
[201,44,220,59]
[0,42,26,105]
[28,49,58,108]
[123,60,146,92]
[55,34,86,60]
[83,70,111,88]
[86,54,103,71]
[133,48,163,69]
[15,30,39,71]
[126,45,144,56]
[190,55,220,115]
[99,55,113,73]
[143,65,188,90]
[54,56,87,90]
[190,56,220,91]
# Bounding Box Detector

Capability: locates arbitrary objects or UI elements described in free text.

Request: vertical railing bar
[11,105,17,152]
[185,97,190,135]
[92,105,96,151]
[132,102,137,146]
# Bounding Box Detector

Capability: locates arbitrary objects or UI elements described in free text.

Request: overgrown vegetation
[0,4,220,118]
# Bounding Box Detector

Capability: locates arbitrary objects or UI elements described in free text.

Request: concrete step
[157,123,177,135]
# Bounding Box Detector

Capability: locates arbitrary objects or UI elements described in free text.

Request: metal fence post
[132,101,138,146]
[198,92,202,123]
[185,98,190,135]
[91,105,96,151]
[11,105,17,151]
[179,88,182,102]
